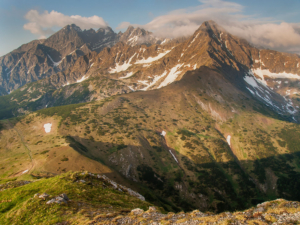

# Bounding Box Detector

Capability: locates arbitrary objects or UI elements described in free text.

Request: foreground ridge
[1,172,300,224]
[110,200,300,224]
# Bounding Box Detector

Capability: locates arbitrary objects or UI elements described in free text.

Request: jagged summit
[200,20,224,29]
[98,26,114,35]
[118,25,163,46]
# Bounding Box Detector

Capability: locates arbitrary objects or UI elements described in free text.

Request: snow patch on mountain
[246,87,255,95]
[284,96,297,115]
[44,123,52,133]
[139,71,167,91]
[161,39,169,45]
[62,82,70,87]
[252,68,300,80]
[244,72,285,112]
[22,170,29,174]
[27,66,34,73]
[224,41,233,56]
[169,150,178,163]
[47,54,62,67]
[127,36,139,45]
[188,33,199,48]
[158,64,183,88]
[226,135,231,146]
[7,58,22,74]
[77,75,88,83]
[244,75,259,88]
[128,86,135,91]
[109,53,136,73]
[255,91,274,107]
[92,41,114,51]
[120,72,134,79]
[135,50,171,64]
[190,54,197,59]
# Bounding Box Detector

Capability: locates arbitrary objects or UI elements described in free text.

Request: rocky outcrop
[46,193,69,204]
[118,26,163,46]
[92,199,300,224]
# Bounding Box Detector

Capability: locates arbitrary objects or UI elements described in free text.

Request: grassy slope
[1,67,300,213]
[0,171,152,225]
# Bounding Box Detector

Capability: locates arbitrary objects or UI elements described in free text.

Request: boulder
[59,193,69,201]
[34,193,40,198]
[46,193,69,204]
[131,208,144,215]
[39,193,49,200]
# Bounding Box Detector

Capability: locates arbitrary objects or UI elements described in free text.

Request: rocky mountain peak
[118,25,162,46]
[69,24,82,32]
[96,26,114,35]
[195,20,226,39]
[125,25,135,33]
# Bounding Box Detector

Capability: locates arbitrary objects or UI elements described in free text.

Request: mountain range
[1,20,300,214]
[0,24,165,96]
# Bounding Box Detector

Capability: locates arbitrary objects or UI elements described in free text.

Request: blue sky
[1,0,300,56]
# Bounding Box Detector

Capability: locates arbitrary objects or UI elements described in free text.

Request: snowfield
[158,64,183,88]
[44,123,52,133]
[226,135,231,146]
[77,75,88,83]
[120,72,134,79]
[47,54,62,67]
[109,53,136,73]
[139,71,167,91]
[135,50,171,64]
[244,75,259,88]
[252,68,300,81]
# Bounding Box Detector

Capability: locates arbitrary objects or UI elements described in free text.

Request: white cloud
[117,0,300,54]
[116,21,131,30]
[23,10,108,38]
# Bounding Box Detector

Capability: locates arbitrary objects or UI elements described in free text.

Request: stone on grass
[34,193,40,198]
[39,193,49,200]
[59,193,69,201]
[131,208,144,215]
[46,193,69,204]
